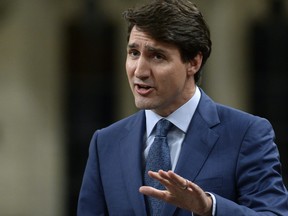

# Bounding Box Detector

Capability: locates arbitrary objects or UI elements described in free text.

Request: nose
[134,56,150,80]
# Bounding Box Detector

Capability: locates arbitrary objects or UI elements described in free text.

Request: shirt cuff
[206,192,216,216]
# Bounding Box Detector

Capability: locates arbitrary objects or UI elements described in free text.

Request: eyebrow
[127,43,138,49]
[127,43,167,54]
[146,45,166,54]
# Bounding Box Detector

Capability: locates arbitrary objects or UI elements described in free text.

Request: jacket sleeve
[77,131,108,216]
[214,118,288,215]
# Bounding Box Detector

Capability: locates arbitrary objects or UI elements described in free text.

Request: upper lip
[134,82,153,89]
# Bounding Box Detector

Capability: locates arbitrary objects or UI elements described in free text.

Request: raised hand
[139,170,212,216]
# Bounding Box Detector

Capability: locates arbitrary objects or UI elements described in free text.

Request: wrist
[197,194,212,216]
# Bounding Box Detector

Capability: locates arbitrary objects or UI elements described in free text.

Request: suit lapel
[162,90,220,216]
[119,111,148,216]
[175,113,219,181]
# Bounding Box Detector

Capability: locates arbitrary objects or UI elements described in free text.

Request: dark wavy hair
[123,0,212,83]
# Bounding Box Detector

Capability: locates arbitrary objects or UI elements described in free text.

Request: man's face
[126,26,200,116]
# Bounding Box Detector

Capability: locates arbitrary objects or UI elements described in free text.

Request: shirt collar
[145,86,201,137]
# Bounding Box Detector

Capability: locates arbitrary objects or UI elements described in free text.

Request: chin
[135,100,155,110]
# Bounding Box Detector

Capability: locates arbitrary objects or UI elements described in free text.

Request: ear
[186,53,203,76]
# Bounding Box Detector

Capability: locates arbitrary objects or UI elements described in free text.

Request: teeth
[138,84,150,89]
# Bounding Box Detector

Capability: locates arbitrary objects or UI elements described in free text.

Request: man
[77,0,288,215]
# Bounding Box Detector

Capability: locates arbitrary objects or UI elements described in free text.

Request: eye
[154,54,163,59]
[128,49,140,58]
[152,53,165,61]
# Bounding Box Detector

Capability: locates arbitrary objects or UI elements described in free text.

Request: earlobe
[187,53,203,75]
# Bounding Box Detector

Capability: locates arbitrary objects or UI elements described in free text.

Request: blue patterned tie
[144,118,173,216]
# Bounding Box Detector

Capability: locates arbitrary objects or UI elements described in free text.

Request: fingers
[186,179,203,195]
[139,185,171,201]
[144,170,202,193]
[147,170,203,194]
[180,179,189,190]
[141,170,211,214]
[165,170,189,189]
[146,171,174,190]
[147,170,182,188]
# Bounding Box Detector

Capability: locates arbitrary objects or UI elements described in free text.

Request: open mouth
[135,84,153,95]
[137,84,151,90]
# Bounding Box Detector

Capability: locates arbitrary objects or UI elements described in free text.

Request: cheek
[166,69,187,88]
[161,76,186,97]
[126,61,133,78]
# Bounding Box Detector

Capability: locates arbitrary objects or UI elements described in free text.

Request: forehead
[128,26,179,52]
[128,26,154,43]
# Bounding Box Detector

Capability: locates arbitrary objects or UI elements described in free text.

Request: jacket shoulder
[96,110,145,136]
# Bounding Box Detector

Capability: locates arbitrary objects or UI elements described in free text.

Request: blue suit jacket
[78,90,288,216]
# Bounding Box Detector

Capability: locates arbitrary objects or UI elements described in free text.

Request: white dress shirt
[144,86,201,170]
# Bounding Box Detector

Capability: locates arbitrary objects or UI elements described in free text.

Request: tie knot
[155,119,173,137]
